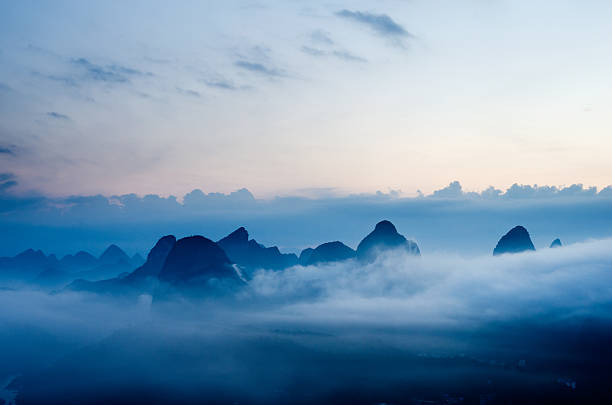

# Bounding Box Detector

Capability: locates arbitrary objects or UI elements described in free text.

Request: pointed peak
[220,227,249,243]
[99,244,129,262]
[102,244,122,254]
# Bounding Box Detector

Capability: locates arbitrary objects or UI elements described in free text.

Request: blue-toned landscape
[2,1,612,404]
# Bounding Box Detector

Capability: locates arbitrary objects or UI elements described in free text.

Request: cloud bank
[2,242,612,402]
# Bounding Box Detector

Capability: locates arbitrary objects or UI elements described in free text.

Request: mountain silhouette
[217,227,297,271]
[493,226,536,256]
[127,235,176,280]
[98,244,131,266]
[69,235,176,295]
[550,238,562,248]
[356,220,420,261]
[298,248,315,265]
[158,236,240,286]
[299,241,355,266]
[130,253,145,267]
[59,251,97,271]
[0,248,58,280]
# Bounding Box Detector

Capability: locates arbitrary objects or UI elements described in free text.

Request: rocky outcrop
[356,220,420,262]
[493,226,536,256]
[158,236,240,285]
[217,227,297,271]
[299,241,355,266]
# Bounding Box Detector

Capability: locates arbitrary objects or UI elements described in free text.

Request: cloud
[301,47,367,63]
[311,30,334,45]
[3,181,612,257]
[72,58,149,83]
[248,239,612,324]
[335,9,413,39]
[35,72,79,87]
[203,78,243,91]
[301,46,326,57]
[0,172,18,192]
[3,240,612,403]
[176,87,201,98]
[47,112,70,120]
[0,146,15,156]
[332,50,367,63]
[429,181,602,200]
[431,180,463,198]
[235,60,284,77]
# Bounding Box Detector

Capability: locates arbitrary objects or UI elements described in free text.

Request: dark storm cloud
[335,9,413,38]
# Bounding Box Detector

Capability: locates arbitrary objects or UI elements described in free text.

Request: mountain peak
[99,244,130,264]
[127,235,176,280]
[493,226,535,256]
[550,238,562,248]
[221,227,249,243]
[373,220,398,234]
[300,241,356,266]
[356,220,420,261]
[158,235,237,285]
[217,227,297,271]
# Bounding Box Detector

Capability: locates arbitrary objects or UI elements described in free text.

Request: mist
[2,241,612,403]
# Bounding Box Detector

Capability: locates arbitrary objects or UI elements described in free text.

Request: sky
[1,0,612,198]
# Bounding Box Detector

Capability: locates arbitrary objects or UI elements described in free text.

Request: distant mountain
[298,248,315,265]
[550,238,562,248]
[98,244,131,266]
[493,226,536,256]
[356,220,420,262]
[130,253,145,267]
[69,235,176,295]
[59,251,97,271]
[1,243,141,287]
[159,236,241,286]
[0,248,58,280]
[299,241,355,266]
[217,227,298,271]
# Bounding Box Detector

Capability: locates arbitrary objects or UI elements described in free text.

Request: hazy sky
[1,0,612,198]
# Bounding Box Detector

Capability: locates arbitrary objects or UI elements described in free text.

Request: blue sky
[1,1,612,198]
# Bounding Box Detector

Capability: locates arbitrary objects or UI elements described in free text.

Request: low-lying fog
[2,240,612,404]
